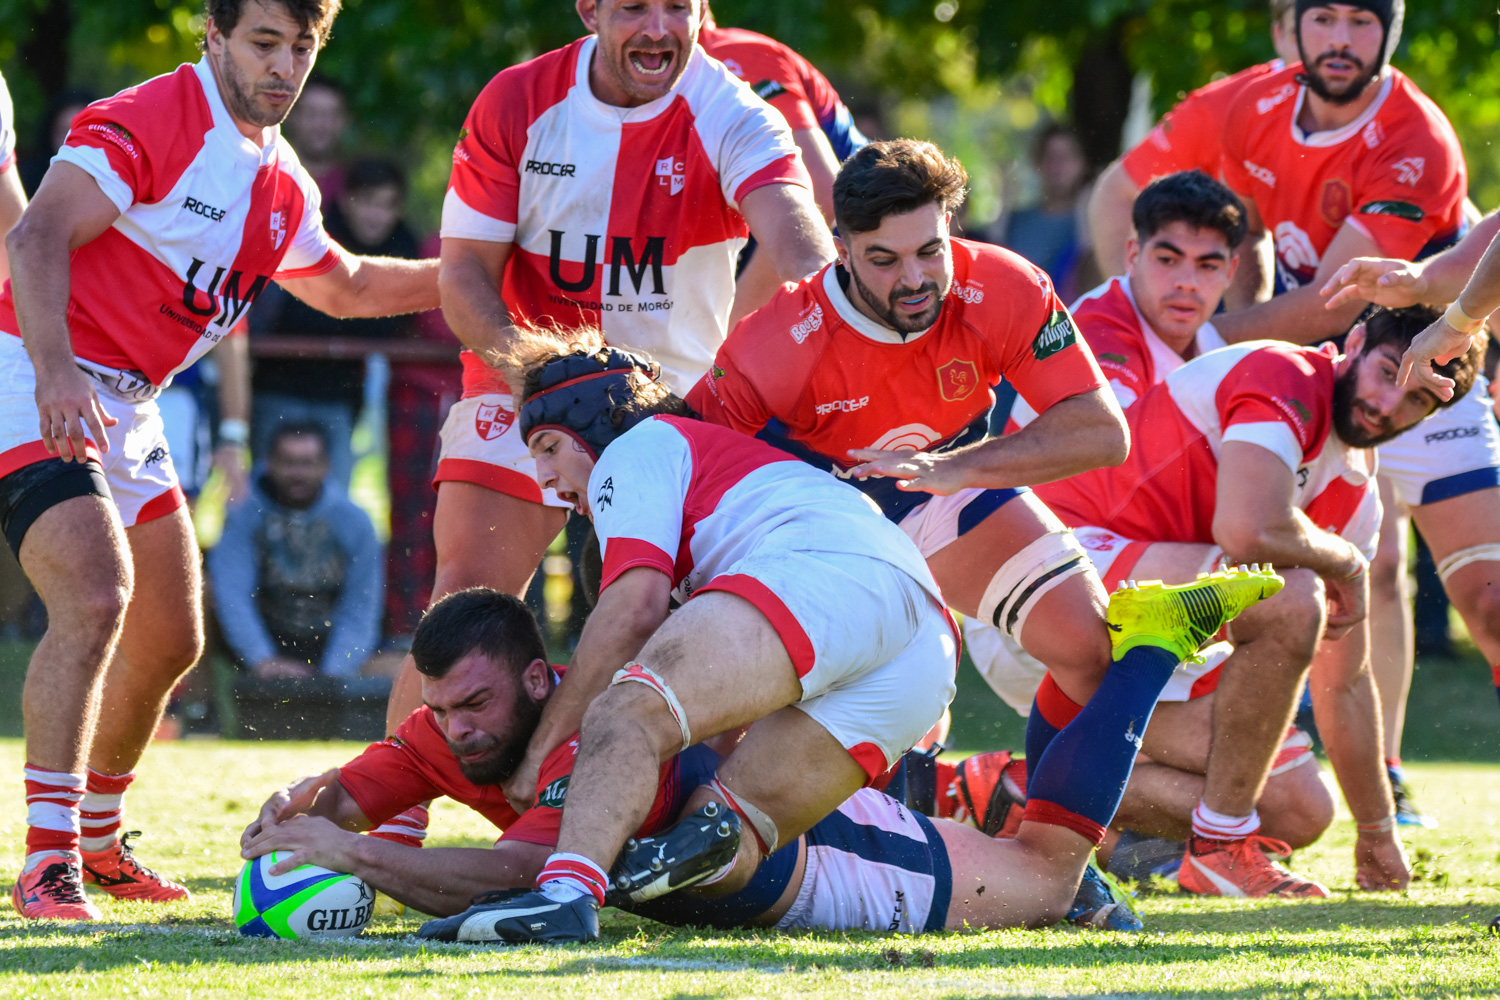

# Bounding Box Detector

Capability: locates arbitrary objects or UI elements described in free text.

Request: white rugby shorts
[695,550,958,781]
[1378,376,1500,509]
[0,333,183,527]
[432,392,570,508]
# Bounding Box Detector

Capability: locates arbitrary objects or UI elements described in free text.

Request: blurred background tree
[1,0,1495,229]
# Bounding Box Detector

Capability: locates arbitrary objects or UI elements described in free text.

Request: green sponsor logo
[1032,310,1079,361]
[538,776,569,809]
[1289,398,1312,424]
[753,80,788,102]
[1100,352,1130,365]
[1358,200,1425,222]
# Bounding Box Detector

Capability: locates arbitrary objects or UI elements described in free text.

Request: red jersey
[687,239,1107,523]
[0,61,340,389]
[1220,66,1466,290]
[1121,61,1284,187]
[442,35,808,395]
[1037,342,1378,557]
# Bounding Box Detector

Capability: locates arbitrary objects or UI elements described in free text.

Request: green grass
[0,739,1497,997]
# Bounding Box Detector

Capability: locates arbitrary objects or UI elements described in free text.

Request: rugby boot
[1388,765,1437,829]
[1108,564,1284,663]
[949,750,1027,838]
[1106,830,1184,884]
[11,857,101,920]
[81,831,189,902]
[1066,857,1144,931]
[418,887,600,944]
[605,802,741,907]
[1178,834,1329,898]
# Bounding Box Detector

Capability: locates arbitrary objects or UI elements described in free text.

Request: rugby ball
[232,852,374,939]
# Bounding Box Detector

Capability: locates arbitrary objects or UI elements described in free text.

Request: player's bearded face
[587,0,702,107]
[1332,346,1432,447]
[210,6,319,129]
[840,205,954,335]
[1298,8,1383,106]
[447,683,544,786]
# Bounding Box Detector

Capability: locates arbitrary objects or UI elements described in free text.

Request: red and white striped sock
[1191,801,1260,842]
[23,765,86,870]
[368,803,430,848]
[79,769,133,853]
[536,852,608,906]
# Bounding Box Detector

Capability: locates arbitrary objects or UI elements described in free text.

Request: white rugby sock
[1192,802,1260,841]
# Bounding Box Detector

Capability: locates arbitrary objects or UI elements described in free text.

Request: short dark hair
[204,0,342,46]
[832,139,969,236]
[1133,171,1248,251]
[1360,305,1483,408]
[269,421,328,456]
[411,588,548,680]
[344,159,406,197]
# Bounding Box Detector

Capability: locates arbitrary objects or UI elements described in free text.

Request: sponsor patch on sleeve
[537,775,570,809]
[752,80,789,102]
[86,122,139,160]
[1032,310,1081,361]
[1358,200,1425,222]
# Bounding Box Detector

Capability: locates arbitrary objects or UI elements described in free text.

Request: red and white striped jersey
[1220,66,1466,290]
[0,70,15,173]
[591,416,941,607]
[443,35,808,394]
[0,60,341,388]
[1037,341,1379,557]
[687,239,1107,523]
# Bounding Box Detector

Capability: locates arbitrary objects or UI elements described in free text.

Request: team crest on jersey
[937,359,980,402]
[1320,179,1352,228]
[474,402,514,441]
[1392,157,1425,186]
[656,156,686,196]
[269,211,287,251]
[1031,311,1079,362]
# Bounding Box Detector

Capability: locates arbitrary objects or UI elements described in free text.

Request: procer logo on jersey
[1031,310,1079,362]
[815,396,870,416]
[525,159,577,177]
[656,156,685,196]
[183,196,226,223]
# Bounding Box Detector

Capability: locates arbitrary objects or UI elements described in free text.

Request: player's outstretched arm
[1086,159,1141,279]
[1306,623,1411,891]
[1323,212,1500,312]
[503,566,672,810]
[847,387,1127,494]
[739,182,835,286]
[278,253,440,320]
[7,162,122,461]
[1215,221,1382,345]
[1395,221,1500,399]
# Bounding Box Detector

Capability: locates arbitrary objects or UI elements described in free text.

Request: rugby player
[412,334,1275,943]
[1006,307,1481,896]
[1087,0,1301,283]
[379,0,837,778]
[3,0,441,919]
[697,5,869,325]
[0,69,25,283]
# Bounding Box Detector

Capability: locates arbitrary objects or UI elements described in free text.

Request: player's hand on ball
[241,770,341,850]
[242,814,355,876]
[1320,257,1429,311]
[1354,830,1411,892]
[846,448,964,495]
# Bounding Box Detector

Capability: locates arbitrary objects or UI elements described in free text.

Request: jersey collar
[1289,70,1394,148]
[575,34,701,125]
[822,263,935,345]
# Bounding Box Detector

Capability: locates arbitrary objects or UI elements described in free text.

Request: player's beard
[219,54,299,128]
[448,688,544,787]
[847,261,944,335]
[1299,47,1377,106]
[1332,356,1404,447]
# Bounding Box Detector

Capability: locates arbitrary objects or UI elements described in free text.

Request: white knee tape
[610,662,692,753]
[976,530,1091,647]
[710,776,779,855]
[1437,543,1500,583]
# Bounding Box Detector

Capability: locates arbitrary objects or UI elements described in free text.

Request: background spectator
[282,75,350,201]
[990,123,1095,300]
[18,88,94,196]
[209,423,384,680]
[249,159,420,487]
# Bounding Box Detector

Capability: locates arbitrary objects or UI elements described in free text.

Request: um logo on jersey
[178,258,269,331]
[548,231,667,297]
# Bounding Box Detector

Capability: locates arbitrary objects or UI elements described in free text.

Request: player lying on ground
[243,576,1277,936]
[3,0,442,921]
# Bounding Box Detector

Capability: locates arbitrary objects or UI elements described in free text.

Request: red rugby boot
[11,856,101,920]
[82,832,189,902]
[1178,834,1329,898]
[950,750,1027,838]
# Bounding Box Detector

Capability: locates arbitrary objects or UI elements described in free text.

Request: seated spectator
[249,158,420,487]
[209,423,384,680]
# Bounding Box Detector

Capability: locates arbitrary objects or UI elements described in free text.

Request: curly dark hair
[1133,170,1248,251]
[832,139,969,236]
[203,0,342,46]
[1361,305,1484,408]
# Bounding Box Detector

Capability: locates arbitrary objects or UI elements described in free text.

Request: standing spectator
[281,76,349,201]
[209,423,383,680]
[384,234,461,636]
[992,124,1095,300]
[249,159,420,487]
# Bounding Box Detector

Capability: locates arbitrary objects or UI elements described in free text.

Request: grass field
[0,642,1497,997]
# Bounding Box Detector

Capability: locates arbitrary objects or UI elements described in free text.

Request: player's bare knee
[1260,770,1335,848]
[581,684,680,761]
[1238,568,1323,655]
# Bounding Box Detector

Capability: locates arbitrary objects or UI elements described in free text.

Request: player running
[3,0,441,920]
[379,0,837,760]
